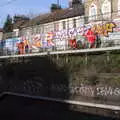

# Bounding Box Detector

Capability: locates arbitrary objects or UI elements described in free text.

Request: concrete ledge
[0,92,120,111]
[0,92,120,118]
[0,46,120,59]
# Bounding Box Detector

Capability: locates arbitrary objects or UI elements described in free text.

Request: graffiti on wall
[1,32,55,55]
[50,84,120,97]
[91,22,116,37]
[70,86,120,97]
[53,22,117,49]
[53,22,116,38]
[96,86,120,96]
[2,38,22,55]
[1,21,118,55]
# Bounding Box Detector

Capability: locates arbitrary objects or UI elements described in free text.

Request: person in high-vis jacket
[84,27,96,48]
[17,42,25,54]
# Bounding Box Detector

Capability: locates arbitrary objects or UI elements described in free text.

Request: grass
[51,52,120,86]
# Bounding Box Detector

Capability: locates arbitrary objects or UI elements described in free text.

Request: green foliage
[3,14,13,33]
[52,52,120,86]
[13,15,29,24]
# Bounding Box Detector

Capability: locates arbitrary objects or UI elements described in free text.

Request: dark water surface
[0,95,114,120]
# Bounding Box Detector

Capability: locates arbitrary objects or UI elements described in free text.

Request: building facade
[84,0,120,20]
[2,0,120,55]
[18,0,85,52]
[84,0,120,47]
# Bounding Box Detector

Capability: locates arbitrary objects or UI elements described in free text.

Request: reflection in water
[0,95,114,120]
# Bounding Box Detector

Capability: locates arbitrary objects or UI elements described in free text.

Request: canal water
[0,95,114,120]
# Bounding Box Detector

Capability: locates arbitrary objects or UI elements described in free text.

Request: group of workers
[17,40,29,54]
[16,27,101,54]
[69,27,101,49]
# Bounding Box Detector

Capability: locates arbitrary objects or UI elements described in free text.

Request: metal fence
[1,11,120,56]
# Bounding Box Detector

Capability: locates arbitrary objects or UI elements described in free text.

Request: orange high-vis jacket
[18,42,25,54]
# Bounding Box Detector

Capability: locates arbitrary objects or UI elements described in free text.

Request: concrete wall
[0,52,120,118]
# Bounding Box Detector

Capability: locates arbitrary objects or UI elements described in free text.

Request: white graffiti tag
[96,87,120,96]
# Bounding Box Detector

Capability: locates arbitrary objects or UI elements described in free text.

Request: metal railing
[1,11,120,57]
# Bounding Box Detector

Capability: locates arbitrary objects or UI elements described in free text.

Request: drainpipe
[111,0,113,21]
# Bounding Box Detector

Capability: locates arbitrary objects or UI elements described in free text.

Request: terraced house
[18,0,85,51]
[2,0,120,55]
[84,0,120,47]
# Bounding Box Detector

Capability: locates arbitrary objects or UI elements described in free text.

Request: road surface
[0,95,114,120]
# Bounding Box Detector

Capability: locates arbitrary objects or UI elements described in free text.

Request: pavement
[0,94,114,120]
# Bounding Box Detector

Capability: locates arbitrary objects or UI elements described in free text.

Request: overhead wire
[0,0,18,7]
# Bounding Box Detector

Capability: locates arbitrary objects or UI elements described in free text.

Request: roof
[21,5,84,28]
[13,19,30,29]
[0,28,3,32]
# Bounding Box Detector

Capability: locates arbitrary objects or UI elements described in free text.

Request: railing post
[85,53,88,65]
[57,54,59,61]
[106,51,110,62]
[65,54,68,64]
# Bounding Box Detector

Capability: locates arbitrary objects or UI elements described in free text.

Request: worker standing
[17,42,25,54]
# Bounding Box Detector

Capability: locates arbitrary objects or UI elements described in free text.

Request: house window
[54,23,59,31]
[33,27,37,34]
[118,0,120,14]
[62,21,66,29]
[36,26,39,34]
[37,26,41,34]
[73,19,76,28]
[89,3,97,21]
[101,0,111,19]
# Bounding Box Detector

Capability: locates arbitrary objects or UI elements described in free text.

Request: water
[0,95,114,120]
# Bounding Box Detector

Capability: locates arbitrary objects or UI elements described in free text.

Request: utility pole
[57,0,59,6]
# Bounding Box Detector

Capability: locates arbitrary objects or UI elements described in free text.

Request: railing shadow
[0,55,69,99]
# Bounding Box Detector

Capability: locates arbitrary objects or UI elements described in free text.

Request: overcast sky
[0,0,69,27]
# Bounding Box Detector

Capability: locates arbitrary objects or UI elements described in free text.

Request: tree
[13,15,30,24]
[3,14,13,33]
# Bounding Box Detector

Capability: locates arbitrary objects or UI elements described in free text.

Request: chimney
[69,0,82,8]
[50,3,62,12]
[69,0,73,8]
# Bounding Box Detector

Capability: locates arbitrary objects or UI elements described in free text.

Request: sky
[0,0,69,27]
